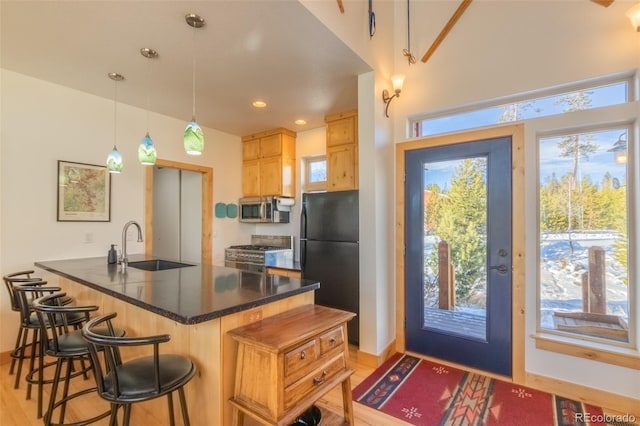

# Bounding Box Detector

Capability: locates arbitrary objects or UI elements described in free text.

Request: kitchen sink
[128,259,195,271]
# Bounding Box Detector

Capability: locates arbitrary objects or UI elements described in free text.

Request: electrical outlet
[84,232,93,244]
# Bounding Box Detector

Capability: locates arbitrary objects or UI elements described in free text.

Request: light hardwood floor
[0,346,409,426]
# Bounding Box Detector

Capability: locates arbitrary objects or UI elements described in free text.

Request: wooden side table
[228,304,356,425]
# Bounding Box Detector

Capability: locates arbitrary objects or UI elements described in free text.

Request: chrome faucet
[120,220,143,272]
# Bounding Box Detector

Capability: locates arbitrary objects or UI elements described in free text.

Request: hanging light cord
[403,0,416,65]
[191,24,196,121]
[113,78,118,148]
[145,57,151,133]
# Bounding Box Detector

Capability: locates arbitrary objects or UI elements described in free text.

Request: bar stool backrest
[82,312,171,400]
[3,270,43,311]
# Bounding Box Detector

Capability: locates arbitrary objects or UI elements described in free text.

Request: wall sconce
[382,74,405,118]
[608,132,628,165]
[627,3,640,31]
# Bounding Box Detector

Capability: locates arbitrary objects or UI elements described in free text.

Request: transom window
[410,73,633,138]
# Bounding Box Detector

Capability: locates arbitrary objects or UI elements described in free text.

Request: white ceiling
[1,1,372,136]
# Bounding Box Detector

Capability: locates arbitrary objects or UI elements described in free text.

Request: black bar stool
[3,270,44,385]
[82,312,197,426]
[32,292,123,426]
[3,271,74,389]
[13,283,84,419]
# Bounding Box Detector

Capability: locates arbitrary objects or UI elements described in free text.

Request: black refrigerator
[300,190,359,344]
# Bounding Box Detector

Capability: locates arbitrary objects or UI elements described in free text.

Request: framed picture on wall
[57,160,111,222]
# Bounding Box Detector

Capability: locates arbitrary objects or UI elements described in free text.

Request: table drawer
[284,353,346,410]
[284,339,317,377]
[319,325,344,355]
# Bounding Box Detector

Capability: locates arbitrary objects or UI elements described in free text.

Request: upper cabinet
[242,128,296,197]
[325,110,358,192]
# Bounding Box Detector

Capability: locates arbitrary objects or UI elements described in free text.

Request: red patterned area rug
[353,353,612,426]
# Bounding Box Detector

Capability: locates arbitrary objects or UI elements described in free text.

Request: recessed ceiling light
[294,119,307,125]
[252,100,267,108]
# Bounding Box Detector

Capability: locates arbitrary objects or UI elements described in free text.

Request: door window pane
[423,157,488,340]
[538,128,630,343]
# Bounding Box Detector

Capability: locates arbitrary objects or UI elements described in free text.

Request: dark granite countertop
[35,256,318,325]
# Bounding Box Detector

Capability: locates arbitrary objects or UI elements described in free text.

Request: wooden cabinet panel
[243,139,261,161]
[325,110,358,192]
[326,115,356,147]
[241,128,296,197]
[242,159,261,197]
[327,144,357,191]
[260,134,283,157]
[266,268,302,279]
[260,156,283,196]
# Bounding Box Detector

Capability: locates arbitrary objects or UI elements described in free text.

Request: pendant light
[139,48,158,165]
[184,13,205,156]
[106,72,124,173]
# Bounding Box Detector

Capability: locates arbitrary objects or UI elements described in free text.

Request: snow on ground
[424,231,630,329]
[539,232,629,329]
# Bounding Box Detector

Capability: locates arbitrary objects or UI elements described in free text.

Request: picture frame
[57,160,111,222]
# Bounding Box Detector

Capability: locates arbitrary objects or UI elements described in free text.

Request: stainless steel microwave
[238,196,294,223]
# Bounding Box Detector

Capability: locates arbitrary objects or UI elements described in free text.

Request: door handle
[490,265,508,274]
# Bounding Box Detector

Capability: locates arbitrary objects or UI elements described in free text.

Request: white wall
[386,0,640,400]
[0,70,252,352]
[305,0,640,400]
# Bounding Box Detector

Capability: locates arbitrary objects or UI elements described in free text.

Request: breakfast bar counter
[34,256,319,425]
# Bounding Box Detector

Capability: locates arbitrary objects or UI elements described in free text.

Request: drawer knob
[313,370,328,385]
[300,351,306,360]
[329,337,336,345]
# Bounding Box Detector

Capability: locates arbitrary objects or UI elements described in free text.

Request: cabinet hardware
[313,370,328,385]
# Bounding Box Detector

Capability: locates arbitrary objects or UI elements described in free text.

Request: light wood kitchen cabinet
[325,110,358,191]
[242,128,296,197]
[266,267,302,279]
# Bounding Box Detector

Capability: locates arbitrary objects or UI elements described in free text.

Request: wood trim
[395,124,526,382]
[525,372,640,419]
[356,339,397,369]
[534,334,640,370]
[144,158,213,265]
[324,109,358,123]
[421,0,473,64]
[0,350,11,366]
[241,127,296,142]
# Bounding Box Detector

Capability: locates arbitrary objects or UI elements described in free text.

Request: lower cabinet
[228,305,355,426]
[266,267,302,279]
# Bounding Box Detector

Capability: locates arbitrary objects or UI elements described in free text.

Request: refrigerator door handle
[300,203,307,239]
[300,240,306,269]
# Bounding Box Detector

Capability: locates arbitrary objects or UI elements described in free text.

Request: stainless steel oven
[224,235,293,272]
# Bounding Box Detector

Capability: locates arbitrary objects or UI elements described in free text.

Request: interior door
[405,136,512,376]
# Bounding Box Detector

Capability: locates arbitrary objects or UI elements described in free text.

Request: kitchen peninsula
[34,256,320,425]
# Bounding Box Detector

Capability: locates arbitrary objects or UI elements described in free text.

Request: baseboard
[525,372,640,420]
[356,339,396,368]
[0,350,12,366]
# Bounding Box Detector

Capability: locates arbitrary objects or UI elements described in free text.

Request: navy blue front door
[405,136,513,376]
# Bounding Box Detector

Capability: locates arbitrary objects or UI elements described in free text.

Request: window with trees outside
[539,123,631,344]
[411,72,636,352]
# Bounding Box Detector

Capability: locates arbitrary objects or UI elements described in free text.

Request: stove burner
[228,245,285,251]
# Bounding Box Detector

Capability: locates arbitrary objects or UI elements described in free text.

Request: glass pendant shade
[184,120,204,155]
[107,146,123,173]
[138,132,157,165]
